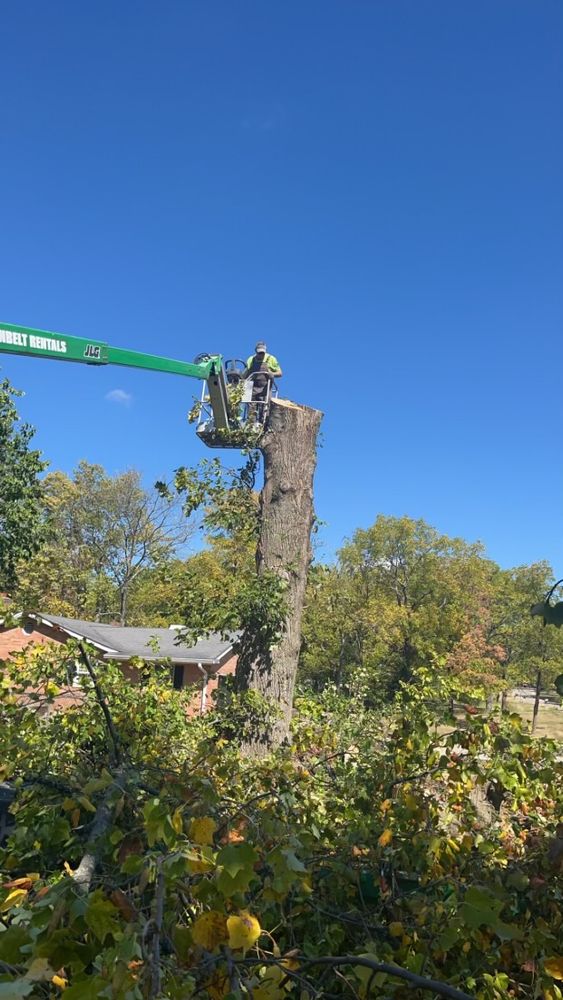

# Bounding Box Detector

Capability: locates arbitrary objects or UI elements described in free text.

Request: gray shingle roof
[32,614,236,665]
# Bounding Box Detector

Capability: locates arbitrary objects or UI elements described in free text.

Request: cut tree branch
[71,771,124,894]
[238,954,474,1000]
[146,859,166,998]
[386,765,443,795]
[79,642,121,766]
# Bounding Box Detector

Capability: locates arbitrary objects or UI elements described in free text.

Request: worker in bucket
[243,342,282,422]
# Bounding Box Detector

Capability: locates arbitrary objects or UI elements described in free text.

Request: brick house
[0,613,238,714]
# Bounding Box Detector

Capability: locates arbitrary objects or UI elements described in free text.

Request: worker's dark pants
[251,376,269,423]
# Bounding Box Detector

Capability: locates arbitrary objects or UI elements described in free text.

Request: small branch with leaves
[237,954,474,1000]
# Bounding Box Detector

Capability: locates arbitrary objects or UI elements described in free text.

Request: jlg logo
[84,344,101,359]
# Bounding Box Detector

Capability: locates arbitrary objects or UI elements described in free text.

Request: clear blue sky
[1,1,562,570]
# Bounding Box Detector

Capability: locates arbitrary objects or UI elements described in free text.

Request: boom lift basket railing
[195,360,278,446]
[241,370,278,426]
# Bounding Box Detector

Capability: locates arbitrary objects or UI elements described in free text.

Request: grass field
[506,697,563,740]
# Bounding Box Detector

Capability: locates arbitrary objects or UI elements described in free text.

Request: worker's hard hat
[255,341,267,353]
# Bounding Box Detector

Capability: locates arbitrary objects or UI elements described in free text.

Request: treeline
[13,461,194,626]
[10,463,563,706]
[2,376,560,704]
[300,517,563,702]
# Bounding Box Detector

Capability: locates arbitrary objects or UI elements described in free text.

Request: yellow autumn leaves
[191,909,261,952]
[0,874,40,912]
[227,912,261,950]
[191,911,229,951]
[180,815,219,874]
[0,887,29,911]
[377,802,394,847]
[174,818,263,956]
[190,816,217,846]
[545,957,563,981]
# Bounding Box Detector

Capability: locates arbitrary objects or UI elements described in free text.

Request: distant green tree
[302,516,497,700]
[487,563,563,723]
[15,462,191,623]
[0,377,47,592]
[124,534,256,628]
[300,564,373,691]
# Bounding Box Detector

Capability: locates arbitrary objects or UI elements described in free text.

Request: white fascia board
[31,615,119,655]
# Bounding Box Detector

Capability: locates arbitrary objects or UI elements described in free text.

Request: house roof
[29,614,236,666]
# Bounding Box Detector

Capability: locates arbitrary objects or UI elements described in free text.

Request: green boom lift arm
[0,321,230,433]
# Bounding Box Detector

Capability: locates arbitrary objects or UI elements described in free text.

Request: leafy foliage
[0,378,47,592]
[0,645,561,999]
[13,463,191,623]
[301,517,563,704]
[157,456,289,652]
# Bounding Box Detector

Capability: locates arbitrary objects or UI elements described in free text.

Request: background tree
[125,535,255,627]
[301,524,563,709]
[488,564,563,724]
[300,565,367,691]
[302,515,496,701]
[0,376,47,593]
[15,462,192,623]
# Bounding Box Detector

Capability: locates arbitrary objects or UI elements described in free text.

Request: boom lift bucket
[195,359,278,447]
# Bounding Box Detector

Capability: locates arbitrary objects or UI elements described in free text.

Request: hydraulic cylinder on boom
[0,321,233,446]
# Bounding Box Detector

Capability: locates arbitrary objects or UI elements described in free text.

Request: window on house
[172,665,184,690]
[67,660,90,687]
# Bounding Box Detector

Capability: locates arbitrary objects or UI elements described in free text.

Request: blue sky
[1,1,562,570]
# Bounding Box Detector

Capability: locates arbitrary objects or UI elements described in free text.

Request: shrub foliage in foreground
[0,648,562,1000]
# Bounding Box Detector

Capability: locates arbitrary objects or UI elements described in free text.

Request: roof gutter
[101,649,233,666]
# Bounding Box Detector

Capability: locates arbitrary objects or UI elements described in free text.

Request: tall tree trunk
[532,668,542,733]
[119,586,128,627]
[235,398,322,752]
[336,635,346,690]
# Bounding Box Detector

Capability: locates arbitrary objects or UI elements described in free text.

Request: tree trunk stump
[235,398,322,752]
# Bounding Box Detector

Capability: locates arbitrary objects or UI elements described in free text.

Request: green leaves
[0,376,47,590]
[267,846,307,896]
[160,454,291,648]
[216,843,258,896]
[63,977,111,999]
[0,926,29,965]
[84,892,121,943]
[0,622,561,999]
[0,982,34,998]
[460,886,523,941]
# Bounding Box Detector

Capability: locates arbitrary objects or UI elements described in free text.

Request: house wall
[178,653,238,713]
[0,622,65,659]
[0,622,237,716]
[0,623,81,715]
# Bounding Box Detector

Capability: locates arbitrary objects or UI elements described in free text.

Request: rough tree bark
[235,398,323,752]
